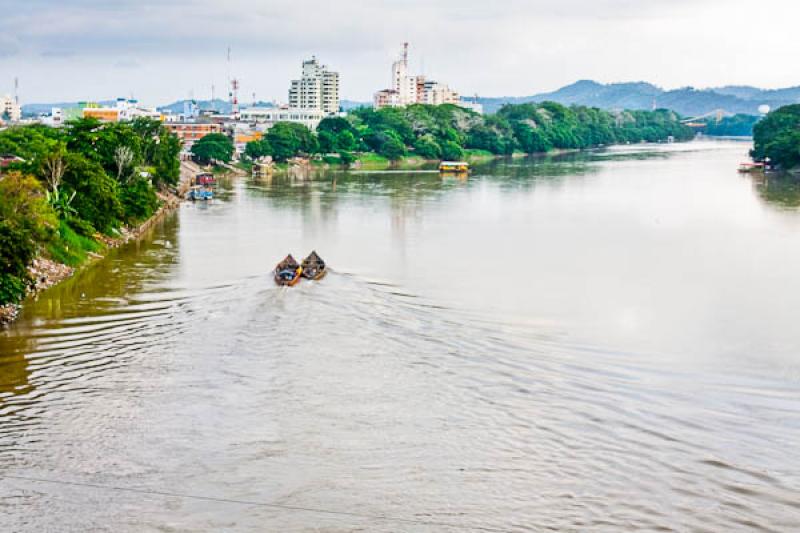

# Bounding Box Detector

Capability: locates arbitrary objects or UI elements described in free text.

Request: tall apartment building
[374,43,461,109]
[0,94,21,122]
[288,57,340,115]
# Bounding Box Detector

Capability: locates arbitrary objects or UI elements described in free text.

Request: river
[2,140,800,531]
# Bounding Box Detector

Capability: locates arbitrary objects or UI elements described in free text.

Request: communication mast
[14,77,19,104]
[227,46,240,119]
[231,78,240,119]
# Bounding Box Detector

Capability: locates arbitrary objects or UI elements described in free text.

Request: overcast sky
[1,0,798,105]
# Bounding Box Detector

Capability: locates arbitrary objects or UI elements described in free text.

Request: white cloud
[0,0,798,104]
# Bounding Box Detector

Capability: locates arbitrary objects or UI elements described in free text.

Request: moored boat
[195,172,216,186]
[738,162,764,173]
[187,185,213,201]
[439,161,469,173]
[301,251,326,280]
[274,254,303,286]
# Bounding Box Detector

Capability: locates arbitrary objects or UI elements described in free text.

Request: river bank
[253,147,598,176]
[0,191,181,327]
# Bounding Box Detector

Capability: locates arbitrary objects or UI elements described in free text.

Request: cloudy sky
[1,0,798,105]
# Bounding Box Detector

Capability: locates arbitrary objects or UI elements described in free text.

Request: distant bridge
[681,109,730,127]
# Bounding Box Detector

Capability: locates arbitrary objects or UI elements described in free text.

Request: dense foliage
[190,133,234,164]
[244,103,694,164]
[751,105,800,170]
[0,173,56,304]
[0,117,181,305]
[702,114,760,137]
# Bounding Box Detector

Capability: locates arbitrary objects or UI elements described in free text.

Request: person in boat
[301,251,326,280]
[275,254,301,283]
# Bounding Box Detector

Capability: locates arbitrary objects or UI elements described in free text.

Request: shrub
[120,178,159,224]
[63,153,123,234]
[47,219,101,267]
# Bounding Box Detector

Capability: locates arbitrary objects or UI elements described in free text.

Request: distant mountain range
[471,80,800,116]
[21,80,800,119]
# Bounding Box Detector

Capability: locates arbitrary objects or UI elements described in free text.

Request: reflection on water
[753,172,800,207]
[0,337,32,398]
[2,140,800,532]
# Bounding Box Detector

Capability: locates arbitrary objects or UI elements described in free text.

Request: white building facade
[288,57,340,115]
[1,95,21,122]
[374,44,461,109]
[240,106,326,131]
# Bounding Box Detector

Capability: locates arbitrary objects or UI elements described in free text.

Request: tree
[41,143,69,195]
[338,150,356,167]
[377,135,406,160]
[413,135,442,159]
[752,105,800,168]
[114,145,135,183]
[244,138,271,160]
[264,122,318,161]
[62,153,123,234]
[317,116,356,135]
[265,126,301,162]
[191,133,234,164]
[120,178,159,224]
[0,172,56,304]
[318,130,336,153]
[336,130,357,151]
[513,123,551,153]
[440,140,465,161]
[130,117,163,162]
[152,129,181,187]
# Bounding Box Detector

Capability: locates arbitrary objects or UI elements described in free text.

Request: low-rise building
[164,122,223,147]
[240,106,326,131]
[83,98,162,122]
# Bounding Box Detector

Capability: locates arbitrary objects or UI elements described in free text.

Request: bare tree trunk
[43,152,67,196]
[115,145,134,183]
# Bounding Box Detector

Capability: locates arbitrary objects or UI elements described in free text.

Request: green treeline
[244,102,695,163]
[0,118,181,305]
[751,105,800,170]
[702,114,760,137]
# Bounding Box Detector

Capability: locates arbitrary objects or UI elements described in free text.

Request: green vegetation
[751,105,800,170]
[0,117,182,306]
[0,173,55,304]
[702,114,760,137]
[244,103,694,167]
[190,133,234,164]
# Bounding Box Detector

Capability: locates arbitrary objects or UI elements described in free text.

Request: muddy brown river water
[2,140,800,531]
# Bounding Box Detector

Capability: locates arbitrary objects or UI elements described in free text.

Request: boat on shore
[195,172,216,186]
[301,251,326,280]
[274,254,302,286]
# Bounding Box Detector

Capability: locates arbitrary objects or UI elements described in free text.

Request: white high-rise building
[288,57,340,115]
[0,94,21,122]
[374,43,461,109]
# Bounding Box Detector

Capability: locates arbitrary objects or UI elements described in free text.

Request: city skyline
[1,0,799,105]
